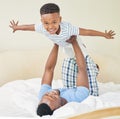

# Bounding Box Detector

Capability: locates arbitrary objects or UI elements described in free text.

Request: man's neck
[61,97,67,106]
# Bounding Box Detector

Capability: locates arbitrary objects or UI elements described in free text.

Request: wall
[0,0,120,83]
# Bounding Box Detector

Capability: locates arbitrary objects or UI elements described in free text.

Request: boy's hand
[104,30,116,39]
[9,20,19,33]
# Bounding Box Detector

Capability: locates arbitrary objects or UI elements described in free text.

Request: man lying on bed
[37,35,89,117]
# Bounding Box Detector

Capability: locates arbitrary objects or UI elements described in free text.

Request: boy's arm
[67,36,89,89]
[79,28,115,39]
[41,44,59,86]
[9,20,35,33]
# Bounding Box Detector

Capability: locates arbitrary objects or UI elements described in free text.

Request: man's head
[37,89,66,117]
[37,103,53,117]
[40,3,61,34]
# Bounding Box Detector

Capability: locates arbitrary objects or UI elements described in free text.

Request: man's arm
[79,28,115,39]
[67,36,89,89]
[9,20,35,33]
[41,44,59,86]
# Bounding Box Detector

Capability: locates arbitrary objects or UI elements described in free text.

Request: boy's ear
[41,19,43,23]
[59,16,62,22]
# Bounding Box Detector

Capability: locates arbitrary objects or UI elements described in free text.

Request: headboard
[0,50,63,86]
[0,50,119,86]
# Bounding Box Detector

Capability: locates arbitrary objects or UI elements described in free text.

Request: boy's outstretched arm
[9,20,35,33]
[79,28,116,39]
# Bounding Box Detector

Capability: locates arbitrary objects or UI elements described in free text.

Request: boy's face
[41,13,61,34]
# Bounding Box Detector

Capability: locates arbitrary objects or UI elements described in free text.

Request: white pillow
[0,79,40,117]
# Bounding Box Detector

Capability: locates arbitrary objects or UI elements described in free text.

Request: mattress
[0,78,120,118]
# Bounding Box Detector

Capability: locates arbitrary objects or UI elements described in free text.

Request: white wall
[0,0,120,82]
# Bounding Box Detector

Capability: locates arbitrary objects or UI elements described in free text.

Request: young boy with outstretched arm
[9,3,115,96]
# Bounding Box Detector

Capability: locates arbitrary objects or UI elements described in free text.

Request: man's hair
[40,3,60,15]
[37,103,53,117]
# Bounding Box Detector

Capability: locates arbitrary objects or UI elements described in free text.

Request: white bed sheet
[0,78,120,119]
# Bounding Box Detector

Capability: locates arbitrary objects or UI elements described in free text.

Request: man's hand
[104,30,116,39]
[66,35,77,44]
[9,20,19,33]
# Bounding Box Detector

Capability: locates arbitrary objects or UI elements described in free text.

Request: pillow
[62,56,99,96]
[0,79,39,117]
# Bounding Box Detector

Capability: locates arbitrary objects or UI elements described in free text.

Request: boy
[9,3,115,96]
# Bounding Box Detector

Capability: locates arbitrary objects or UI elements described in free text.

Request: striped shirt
[35,21,88,57]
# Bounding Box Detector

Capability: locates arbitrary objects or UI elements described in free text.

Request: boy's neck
[56,25,61,35]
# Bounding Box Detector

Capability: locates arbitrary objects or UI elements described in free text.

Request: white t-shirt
[35,21,88,57]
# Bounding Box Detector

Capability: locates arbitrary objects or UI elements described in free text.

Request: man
[37,36,89,116]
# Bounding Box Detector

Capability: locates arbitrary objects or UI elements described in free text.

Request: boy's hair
[40,3,60,15]
[37,103,53,117]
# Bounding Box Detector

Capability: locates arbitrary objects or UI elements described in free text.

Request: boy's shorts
[62,55,99,96]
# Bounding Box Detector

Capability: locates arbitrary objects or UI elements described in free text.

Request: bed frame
[69,107,120,119]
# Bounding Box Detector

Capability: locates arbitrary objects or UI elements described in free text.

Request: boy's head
[40,3,61,34]
[40,3,60,15]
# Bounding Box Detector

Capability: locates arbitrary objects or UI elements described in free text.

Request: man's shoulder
[41,84,51,88]
[38,84,52,100]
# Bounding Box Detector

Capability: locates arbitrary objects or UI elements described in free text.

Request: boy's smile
[41,13,61,34]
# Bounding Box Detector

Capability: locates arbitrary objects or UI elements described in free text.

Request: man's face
[41,13,61,34]
[40,90,62,110]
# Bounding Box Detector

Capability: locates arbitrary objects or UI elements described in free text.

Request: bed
[0,78,120,119]
[0,50,120,119]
